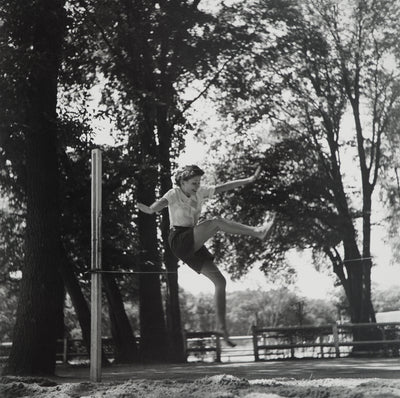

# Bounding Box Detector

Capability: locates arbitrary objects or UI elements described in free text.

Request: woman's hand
[137,202,154,214]
[249,165,261,183]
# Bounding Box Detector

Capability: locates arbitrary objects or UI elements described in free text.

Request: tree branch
[76,0,128,73]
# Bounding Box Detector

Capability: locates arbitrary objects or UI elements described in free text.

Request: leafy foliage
[204,133,343,281]
[373,285,400,313]
[180,287,338,335]
[196,0,400,324]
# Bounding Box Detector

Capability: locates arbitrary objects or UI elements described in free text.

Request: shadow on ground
[55,357,400,383]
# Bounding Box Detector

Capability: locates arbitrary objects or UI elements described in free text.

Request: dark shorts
[168,226,214,274]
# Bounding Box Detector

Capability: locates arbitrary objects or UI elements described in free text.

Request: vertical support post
[215,334,221,363]
[182,330,188,361]
[63,336,68,364]
[381,326,388,356]
[319,334,324,359]
[252,325,259,362]
[290,334,295,359]
[90,149,102,382]
[332,323,340,358]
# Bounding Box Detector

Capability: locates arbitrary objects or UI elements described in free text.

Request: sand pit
[1,374,400,398]
[1,358,399,397]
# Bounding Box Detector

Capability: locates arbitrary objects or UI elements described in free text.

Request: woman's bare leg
[193,214,275,252]
[200,261,236,347]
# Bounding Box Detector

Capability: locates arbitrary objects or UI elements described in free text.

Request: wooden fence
[1,322,399,364]
[0,337,118,364]
[252,322,400,361]
[184,331,222,362]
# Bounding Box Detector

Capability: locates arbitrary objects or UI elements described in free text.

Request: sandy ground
[1,358,400,397]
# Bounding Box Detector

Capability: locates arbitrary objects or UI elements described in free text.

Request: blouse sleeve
[162,188,177,204]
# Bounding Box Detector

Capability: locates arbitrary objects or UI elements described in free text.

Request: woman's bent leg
[200,261,236,347]
[193,215,274,252]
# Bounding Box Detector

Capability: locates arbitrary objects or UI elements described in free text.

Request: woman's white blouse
[162,186,215,227]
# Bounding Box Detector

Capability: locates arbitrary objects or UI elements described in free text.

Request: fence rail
[1,322,399,364]
[184,331,222,362]
[252,322,400,361]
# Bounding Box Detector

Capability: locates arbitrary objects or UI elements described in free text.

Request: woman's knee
[201,262,226,288]
[214,273,226,290]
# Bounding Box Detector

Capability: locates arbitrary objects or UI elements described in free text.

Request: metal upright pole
[90,149,102,382]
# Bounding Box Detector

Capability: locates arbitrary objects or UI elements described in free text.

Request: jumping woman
[137,165,275,346]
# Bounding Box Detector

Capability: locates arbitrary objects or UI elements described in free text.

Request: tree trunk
[361,193,376,323]
[59,253,110,365]
[343,241,378,351]
[3,0,66,376]
[60,258,91,353]
[158,107,186,363]
[163,242,186,363]
[343,244,366,323]
[135,110,168,362]
[137,186,169,362]
[103,274,139,363]
[330,176,376,340]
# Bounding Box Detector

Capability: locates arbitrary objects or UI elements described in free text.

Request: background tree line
[2,284,400,342]
[0,0,399,376]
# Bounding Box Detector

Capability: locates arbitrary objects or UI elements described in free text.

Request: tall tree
[57,130,140,362]
[275,0,400,327]
[379,101,400,261]
[202,0,400,332]
[72,0,261,361]
[1,0,67,375]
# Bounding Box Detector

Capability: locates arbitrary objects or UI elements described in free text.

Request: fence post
[381,326,388,356]
[252,325,259,361]
[215,334,221,363]
[63,336,68,364]
[182,330,188,361]
[290,333,295,359]
[332,323,340,358]
[319,334,324,359]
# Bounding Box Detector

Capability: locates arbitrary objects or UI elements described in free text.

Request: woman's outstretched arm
[137,198,168,214]
[214,166,261,194]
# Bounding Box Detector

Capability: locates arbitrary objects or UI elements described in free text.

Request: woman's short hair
[174,165,205,186]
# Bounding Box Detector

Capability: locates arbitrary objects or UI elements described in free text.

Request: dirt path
[54,357,400,383]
